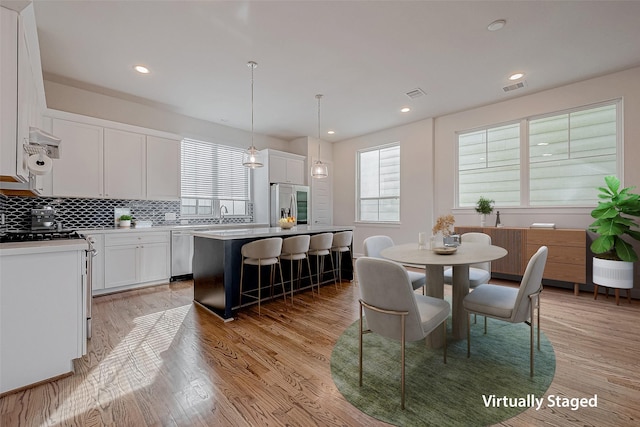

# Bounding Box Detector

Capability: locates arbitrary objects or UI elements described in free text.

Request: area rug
[331,316,556,426]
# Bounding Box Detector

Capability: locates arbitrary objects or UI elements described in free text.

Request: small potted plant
[588,176,640,302]
[475,196,494,227]
[118,214,132,228]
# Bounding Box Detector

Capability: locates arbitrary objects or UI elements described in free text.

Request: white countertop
[0,239,89,256]
[193,225,354,240]
[79,223,269,234]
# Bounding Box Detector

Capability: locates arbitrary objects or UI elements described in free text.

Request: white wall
[434,66,640,229]
[333,118,434,256]
[43,80,289,150]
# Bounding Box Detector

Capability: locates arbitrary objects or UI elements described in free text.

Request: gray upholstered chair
[280,235,312,304]
[443,232,492,287]
[463,246,548,376]
[356,256,450,409]
[362,235,426,291]
[238,237,285,316]
[308,233,337,294]
[331,230,353,286]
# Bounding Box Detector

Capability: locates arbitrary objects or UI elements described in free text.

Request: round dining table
[380,242,507,348]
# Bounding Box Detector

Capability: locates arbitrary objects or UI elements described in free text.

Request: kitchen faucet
[219,205,228,224]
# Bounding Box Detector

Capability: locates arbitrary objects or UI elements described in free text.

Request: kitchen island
[192,225,354,320]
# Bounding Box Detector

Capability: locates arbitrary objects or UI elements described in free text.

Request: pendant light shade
[242,61,263,168]
[311,94,328,179]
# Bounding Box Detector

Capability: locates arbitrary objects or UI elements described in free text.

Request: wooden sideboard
[454,226,586,295]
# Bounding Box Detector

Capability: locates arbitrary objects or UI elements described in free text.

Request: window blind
[181,139,249,200]
[358,144,400,221]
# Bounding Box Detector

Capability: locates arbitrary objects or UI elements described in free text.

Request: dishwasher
[171,229,194,280]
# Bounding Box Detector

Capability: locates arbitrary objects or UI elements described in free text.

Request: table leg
[424,264,445,348]
[451,265,470,340]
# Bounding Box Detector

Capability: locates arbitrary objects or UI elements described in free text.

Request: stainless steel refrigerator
[270,183,310,226]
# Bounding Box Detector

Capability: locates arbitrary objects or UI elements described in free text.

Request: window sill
[354,221,402,227]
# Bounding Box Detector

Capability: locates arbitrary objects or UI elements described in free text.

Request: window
[181,139,249,217]
[357,143,400,222]
[457,101,619,208]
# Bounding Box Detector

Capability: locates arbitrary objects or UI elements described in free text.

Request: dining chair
[463,246,548,376]
[238,237,285,316]
[363,235,426,292]
[356,256,450,409]
[443,232,491,287]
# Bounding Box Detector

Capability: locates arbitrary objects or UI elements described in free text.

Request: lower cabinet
[104,231,170,290]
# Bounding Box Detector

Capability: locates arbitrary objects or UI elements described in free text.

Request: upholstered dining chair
[463,246,548,377]
[238,237,285,316]
[363,235,426,292]
[280,235,312,304]
[443,232,492,287]
[308,233,337,294]
[331,230,353,286]
[356,257,450,409]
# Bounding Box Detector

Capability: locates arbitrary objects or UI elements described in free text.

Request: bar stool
[280,235,312,304]
[331,230,353,286]
[308,233,337,295]
[238,237,285,316]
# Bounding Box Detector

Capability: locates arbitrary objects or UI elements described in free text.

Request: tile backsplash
[0,194,252,231]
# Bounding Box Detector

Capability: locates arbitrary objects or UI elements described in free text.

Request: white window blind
[529,103,617,205]
[181,139,249,200]
[458,123,520,207]
[357,143,400,222]
[457,101,619,208]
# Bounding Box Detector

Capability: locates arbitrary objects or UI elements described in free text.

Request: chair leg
[306,257,315,298]
[400,312,406,410]
[484,315,487,335]
[443,319,447,364]
[278,261,286,304]
[257,261,262,316]
[537,294,541,351]
[530,297,535,377]
[467,312,471,358]
[238,258,245,312]
[289,259,295,305]
[358,302,364,387]
[328,252,338,290]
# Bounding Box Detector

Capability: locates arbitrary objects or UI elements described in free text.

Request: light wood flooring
[1,277,639,426]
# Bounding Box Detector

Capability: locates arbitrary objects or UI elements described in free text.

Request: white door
[311,159,333,225]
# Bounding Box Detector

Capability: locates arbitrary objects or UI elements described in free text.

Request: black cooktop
[0,229,84,243]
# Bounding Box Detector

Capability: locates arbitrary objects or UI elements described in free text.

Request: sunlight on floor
[47,304,190,425]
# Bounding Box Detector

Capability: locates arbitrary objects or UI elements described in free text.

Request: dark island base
[193,236,353,320]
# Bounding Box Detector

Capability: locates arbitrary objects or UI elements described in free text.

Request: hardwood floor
[1,278,639,426]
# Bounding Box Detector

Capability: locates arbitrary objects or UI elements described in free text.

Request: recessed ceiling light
[509,72,525,80]
[400,107,411,113]
[327,130,335,135]
[487,19,506,31]
[134,65,150,74]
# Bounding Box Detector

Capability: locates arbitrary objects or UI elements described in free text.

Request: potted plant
[432,214,458,247]
[475,196,494,227]
[118,214,132,228]
[588,175,640,302]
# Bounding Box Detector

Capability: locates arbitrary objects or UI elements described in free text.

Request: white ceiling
[29,0,640,142]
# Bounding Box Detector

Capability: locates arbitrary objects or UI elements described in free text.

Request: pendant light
[242,61,263,168]
[310,94,329,179]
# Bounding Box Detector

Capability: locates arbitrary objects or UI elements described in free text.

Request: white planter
[118,220,131,228]
[592,257,634,289]
[480,214,486,227]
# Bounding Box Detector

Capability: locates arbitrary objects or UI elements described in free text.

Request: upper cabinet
[1,5,45,192]
[146,136,181,200]
[49,115,181,200]
[269,152,305,185]
[104,128,146,199]
[51,119,104,198]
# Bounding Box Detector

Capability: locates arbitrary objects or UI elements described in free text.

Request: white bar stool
[238,237,285,316]
[331,230,353,286]
[280,235,312,304]
[308,233,337,295]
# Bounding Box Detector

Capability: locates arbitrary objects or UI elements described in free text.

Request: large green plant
[589,176,640,262]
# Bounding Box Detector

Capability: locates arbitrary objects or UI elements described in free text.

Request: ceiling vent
[405,88,426,99]
[503,81,527,92]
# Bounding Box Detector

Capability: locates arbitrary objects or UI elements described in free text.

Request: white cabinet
[0,244,85,394]
[104,128,146,199]
[51,119,104,197]
[87,233,105,292]
[0,6,19,180]
[103,231,170,290]
[146,135,180,200]
[269,152,305,185]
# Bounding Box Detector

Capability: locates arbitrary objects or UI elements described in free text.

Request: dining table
[380,241,507,348]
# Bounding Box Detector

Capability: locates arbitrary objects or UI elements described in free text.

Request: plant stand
[592,257,633,305]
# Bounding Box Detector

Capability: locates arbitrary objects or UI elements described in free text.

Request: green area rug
[331,316,555,426]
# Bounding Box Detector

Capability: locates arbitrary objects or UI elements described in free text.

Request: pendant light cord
[316,94,322,160]
[249,61,257,147]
